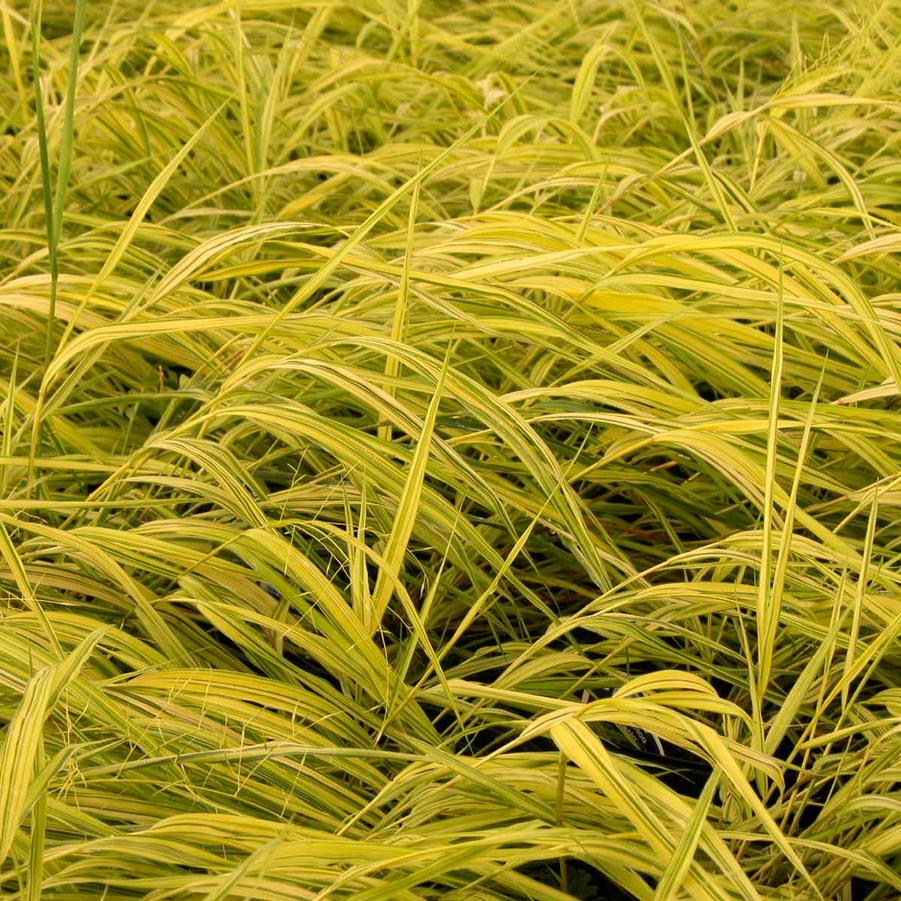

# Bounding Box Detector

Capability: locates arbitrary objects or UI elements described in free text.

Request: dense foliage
[1,0,900,897]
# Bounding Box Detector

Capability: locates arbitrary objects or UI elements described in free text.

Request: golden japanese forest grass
[1,0,900,898]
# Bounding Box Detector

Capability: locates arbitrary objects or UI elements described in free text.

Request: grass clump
[1,0,900,898]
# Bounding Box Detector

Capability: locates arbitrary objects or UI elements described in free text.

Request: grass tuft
[1,1,900,898]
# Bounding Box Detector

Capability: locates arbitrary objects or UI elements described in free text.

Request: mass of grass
[1,0,900,897]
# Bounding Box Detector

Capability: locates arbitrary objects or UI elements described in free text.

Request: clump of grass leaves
[1,1,900,898]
